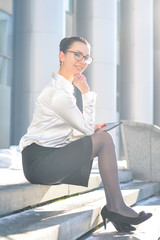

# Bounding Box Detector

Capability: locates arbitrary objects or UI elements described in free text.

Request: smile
[74,65,83,71]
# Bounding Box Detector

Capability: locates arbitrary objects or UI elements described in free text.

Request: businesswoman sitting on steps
[20,36,152,232]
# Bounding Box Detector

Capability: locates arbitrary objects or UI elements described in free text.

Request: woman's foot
[101,205,152,226]
[106,204,138,218]
[101,206,136,232]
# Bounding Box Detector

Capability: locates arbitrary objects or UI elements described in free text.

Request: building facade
[0,0,160,153]
[0,0,12,148]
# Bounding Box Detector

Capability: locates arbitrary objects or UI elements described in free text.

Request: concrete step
[0,181,159,240]
[0,166,133,217]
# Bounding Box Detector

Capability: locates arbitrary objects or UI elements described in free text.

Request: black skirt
[22,136,93,187]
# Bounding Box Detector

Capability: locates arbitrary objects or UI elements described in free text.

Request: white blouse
[20,72,97,151]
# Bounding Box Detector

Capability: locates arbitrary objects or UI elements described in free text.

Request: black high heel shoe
[101,206,136,232]
[112,221,136,232]
[101,206,152,230]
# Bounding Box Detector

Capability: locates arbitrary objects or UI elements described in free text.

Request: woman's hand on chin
[73,73,90,94]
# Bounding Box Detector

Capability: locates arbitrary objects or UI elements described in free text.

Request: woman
[20,36,152,232]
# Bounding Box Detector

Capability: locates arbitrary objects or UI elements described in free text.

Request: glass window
[65,0,75,36]
[0,10,12,86]
[65,0,74,14]
[0,11,12,56]
[0,55,11,86]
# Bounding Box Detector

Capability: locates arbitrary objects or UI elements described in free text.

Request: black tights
[91,132,138,217]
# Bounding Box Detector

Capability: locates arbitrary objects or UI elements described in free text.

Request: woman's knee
[101,131,114,145]
[92,131,114,146]
[91,131,115,157]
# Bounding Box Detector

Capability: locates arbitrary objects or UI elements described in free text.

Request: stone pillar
[120,0,153,124]
[76,0,117,124]
[153,0,160,127]
[11,0,65,145]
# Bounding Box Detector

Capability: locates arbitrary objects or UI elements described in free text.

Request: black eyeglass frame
[66,50,93,64]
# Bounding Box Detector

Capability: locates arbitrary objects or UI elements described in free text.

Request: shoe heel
[101,206,109,229]
[102,217,106,229]
[102,216,109,229]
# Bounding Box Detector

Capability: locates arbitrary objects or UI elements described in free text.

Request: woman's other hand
[94,123,107,133]
[73,73,90,94]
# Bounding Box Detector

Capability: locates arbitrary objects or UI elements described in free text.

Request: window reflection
[66,0,74,14]
[0,10,12,86]
[0,55,11,86]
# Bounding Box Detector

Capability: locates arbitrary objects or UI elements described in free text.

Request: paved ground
[80,195,160,240]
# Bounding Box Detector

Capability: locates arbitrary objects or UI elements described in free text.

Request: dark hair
[59,36,90,53]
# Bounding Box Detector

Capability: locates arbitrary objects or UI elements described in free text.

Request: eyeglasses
[66,51,93,64]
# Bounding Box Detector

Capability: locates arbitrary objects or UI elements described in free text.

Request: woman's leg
[91,131,138,217]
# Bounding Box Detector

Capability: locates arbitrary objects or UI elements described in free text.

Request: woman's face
[59,41,91,76]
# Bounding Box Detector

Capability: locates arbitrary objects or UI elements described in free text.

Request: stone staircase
[0,161,160,240]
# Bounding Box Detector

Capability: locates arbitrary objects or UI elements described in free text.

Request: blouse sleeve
[51,90,97,136]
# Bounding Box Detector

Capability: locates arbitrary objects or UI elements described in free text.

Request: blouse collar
[52,72,74,93]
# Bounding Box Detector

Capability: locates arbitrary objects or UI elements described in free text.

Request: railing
[121,121,160,182]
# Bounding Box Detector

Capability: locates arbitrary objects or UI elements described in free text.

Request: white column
[120,0,153,124]
[11,0,65,144]
[76,0,118,164]
[153,0,160,127]
[76,0,117,123]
